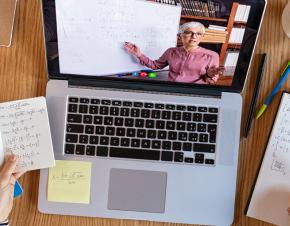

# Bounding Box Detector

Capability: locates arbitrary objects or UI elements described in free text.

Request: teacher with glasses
[124,21,224,84]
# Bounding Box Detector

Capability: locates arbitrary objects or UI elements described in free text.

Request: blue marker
[132,72,139,77]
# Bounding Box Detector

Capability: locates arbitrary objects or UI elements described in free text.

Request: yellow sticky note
[48,160,92,204]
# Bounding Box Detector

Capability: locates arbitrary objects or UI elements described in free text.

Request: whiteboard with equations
[0,97,55,172]
[246,92,290,226]
[55,0,181,76]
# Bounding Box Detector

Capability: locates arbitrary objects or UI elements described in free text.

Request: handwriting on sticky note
[48,160,92,204]
[0,97,55,172]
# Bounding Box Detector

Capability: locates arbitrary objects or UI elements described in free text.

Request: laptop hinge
[68,78,222,98]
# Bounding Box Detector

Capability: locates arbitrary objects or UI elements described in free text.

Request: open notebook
[246,92,290,226]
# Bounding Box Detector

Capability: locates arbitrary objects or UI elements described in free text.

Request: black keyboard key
[110,107,119,116]
[67,114,82,123]
[174,152,184,162]
[112,100,122,106]
[182,112,192,121]
[66,134,78,143]
[79,105,88,113]
[208,124,217,133]
[135,119,144,128]
[68,104,78,113]
[100,106,109,115]
[125,118,134,127]
[121,138,130,147]
[114,117,124,126]
[158,130,167,139]
[152,140,161,149]
[145,120,155,128]
[76,145,85,155]
[198,107,207,112]
[89,136,98,145]
[168,131,177,140]
[205,159,215,164]
[209,132,216,143]
[94,116,103,125]
[123,101,132,107]
[141,109,150,118]
[197,123,206,132]
[86,145,95,156]
[166,121,175,130]
[161,151,173,161]
[127,128,136,137]
[104,116,114,125]
[65,144,75,154]
[79,135,89,144]
[95,126,105,135]
[147,130,157,139]
[166,104,175,110]
[203,114,218,123]
[83,115,93,124]
[172,111,181,120]
[183,143,192,151]
[131,139,140,148]
[189,133,198,142]
[192,113,202,122]
[178,132,188,141]
[208,108,218,113]
[155,103,164,109]
[176,105,186,111]
[116,127,126,136]
[195,153,204,164]
[144,103,154,108]
[194,143,215,153]
[101,99,111,105]
[110,137,120,146]
[141,139,151,148]
[195,158,204,164]
[162,141,171,150]
[187,106,197,112]
[85,125,94,134]
[151,110,161,119]
[184,157,193,163]
[100,136,109,145]
[172,142,182,151]
[69,97,79,103]
[97,146,108,156]
[137,129,146,138]
[133,102,143,107]
[89,105,98,114]
[106,127,115,136]
[156,120,165,129]
[162,111,171,120]
[199,133,208,142]
[110,147,160,160]
[131,108,140,117]
[120,108,130,116]
[176,122,186,131]
[187,123,196,131]
[91,99,100,105]
[67,124,84,133]
[80,98,89,104]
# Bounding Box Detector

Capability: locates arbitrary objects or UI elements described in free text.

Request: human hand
[207,66,225,78]
[0,154,25,222]
[124,42,142,58]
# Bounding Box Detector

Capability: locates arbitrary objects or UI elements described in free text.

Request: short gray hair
[178,22,206,34]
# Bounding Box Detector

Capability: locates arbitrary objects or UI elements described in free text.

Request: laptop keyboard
[64,96,218,165]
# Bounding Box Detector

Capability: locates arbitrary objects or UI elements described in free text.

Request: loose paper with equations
[0,97,55,172]
[246,92,290,226]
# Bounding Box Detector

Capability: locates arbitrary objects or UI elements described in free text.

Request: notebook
[246,91,290,226]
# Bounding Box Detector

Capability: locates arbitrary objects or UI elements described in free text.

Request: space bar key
[110,147,160,160]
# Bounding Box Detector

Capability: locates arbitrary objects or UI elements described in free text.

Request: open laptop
[38,0,266,225]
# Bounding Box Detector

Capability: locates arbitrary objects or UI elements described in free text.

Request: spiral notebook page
[247,92,290,226]
[0,97,55,172]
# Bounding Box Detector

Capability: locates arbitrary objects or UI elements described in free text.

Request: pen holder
[282,1,290,38]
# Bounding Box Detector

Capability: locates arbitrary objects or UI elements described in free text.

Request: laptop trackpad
[107,168,167,213]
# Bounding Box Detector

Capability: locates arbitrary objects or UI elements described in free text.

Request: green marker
[148,72,157,78]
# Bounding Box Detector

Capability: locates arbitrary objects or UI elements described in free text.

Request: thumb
[0,155,17,186]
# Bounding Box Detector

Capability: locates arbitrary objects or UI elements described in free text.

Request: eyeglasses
[182,30,203,37]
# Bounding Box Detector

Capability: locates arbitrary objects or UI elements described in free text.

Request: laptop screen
[42,0,266,92]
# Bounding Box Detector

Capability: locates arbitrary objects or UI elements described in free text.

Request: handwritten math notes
[247,92,290,226]
[48,160,92,204]
[0,97,55,172]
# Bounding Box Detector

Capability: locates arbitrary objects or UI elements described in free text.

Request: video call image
[44,0,264,87]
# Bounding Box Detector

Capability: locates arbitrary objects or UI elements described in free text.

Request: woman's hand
[124,42,142,58]
[0,154,25,222]
[206,66,225,84]
[287,207,290,216]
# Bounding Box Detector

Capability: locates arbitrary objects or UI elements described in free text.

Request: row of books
[178,0,221,17]
[229,27,245,44]
[223,50,239,76]
[202,28,227,43]
[154,0,177,5]
[234,4,251,22]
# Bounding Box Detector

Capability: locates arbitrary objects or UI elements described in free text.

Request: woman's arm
[205,52,223,84]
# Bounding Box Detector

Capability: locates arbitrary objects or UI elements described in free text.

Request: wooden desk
[0,0,289,225]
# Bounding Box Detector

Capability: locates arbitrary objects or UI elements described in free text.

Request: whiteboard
[55,0,181,76]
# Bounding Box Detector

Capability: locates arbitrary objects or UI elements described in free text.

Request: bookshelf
[180,15,227,22]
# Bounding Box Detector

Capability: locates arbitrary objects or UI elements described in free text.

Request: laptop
[38,0,266,225]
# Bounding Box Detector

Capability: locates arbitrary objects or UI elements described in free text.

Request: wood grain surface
[0,0,290,225]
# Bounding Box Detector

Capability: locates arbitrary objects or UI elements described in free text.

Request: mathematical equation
[51,170,87,185]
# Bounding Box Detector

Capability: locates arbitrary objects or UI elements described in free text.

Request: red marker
[140,72,147,77]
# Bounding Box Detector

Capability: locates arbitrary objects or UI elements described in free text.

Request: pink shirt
[138,47,220,84]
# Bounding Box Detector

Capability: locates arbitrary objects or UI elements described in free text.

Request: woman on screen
[124,22,224,84]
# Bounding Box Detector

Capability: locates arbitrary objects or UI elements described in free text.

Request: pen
[244,53,267,137]
[256,61,290,119]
